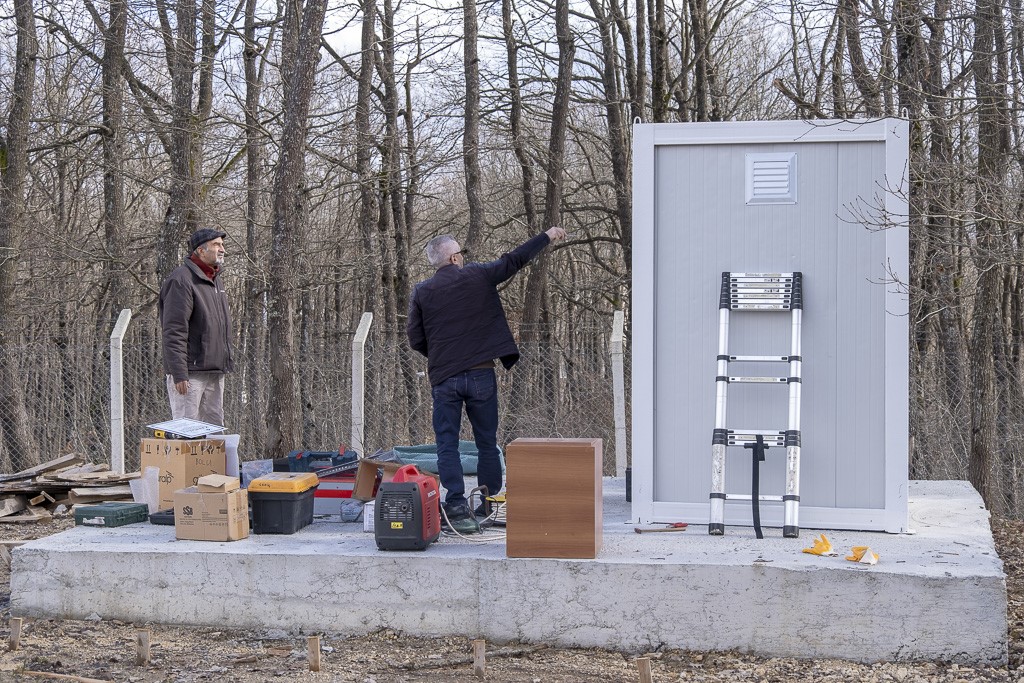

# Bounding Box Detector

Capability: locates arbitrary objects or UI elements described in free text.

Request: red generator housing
[374,464,441,550]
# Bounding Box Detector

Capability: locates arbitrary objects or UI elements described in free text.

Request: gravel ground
[0,515,1019,682]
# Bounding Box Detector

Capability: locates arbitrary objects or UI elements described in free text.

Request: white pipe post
[351,312,373,456]
[611,310,627,477]
[110,308,133,474]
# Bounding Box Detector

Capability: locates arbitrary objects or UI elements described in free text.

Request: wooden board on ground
[28,491,56,506]
[36,464,110,482]
[59,472,138,485]
[0,454,84,483]
[0,495,27,518]
[68,486,133,505]
[0,482,70,494]
[0,507,52,524]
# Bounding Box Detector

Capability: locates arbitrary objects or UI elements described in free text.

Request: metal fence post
[351,312,373,456]
[611,310,627,477]
[110,309,133,474]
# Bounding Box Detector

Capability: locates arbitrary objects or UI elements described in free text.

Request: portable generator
[374,464,441,550]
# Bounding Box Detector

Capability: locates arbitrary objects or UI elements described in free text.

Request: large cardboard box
[173,474,249,541]
[140,438,227,511]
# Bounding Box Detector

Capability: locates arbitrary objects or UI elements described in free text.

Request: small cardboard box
[173,475,249,541]
[352,458,404,501]
[140,438,227,511]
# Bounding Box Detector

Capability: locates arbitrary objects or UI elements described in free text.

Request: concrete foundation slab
[10,480,1005,664]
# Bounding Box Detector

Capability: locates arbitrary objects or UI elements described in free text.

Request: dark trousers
[431,368,502,508]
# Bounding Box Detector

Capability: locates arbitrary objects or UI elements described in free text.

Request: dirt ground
[0,516,1020,682]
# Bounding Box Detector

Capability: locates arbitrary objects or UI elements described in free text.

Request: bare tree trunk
[377,0,403,331]
[839,0,883,116]
[0,0,38,468]
[688,0,719,120]
[265,0,329,456]
[921,0,967,412]
[462,0,484,252]
[156,0,201,282]
[355,0,380,318]
[242,0,267,448]
[588,0,633,277]
[384,13,422,443]
[648,0,668,120]
[100,0,127,322]
[830,13,847,117]
[969,0,1010,508]
[502,0,538,232]
[894,0,927,479]
[610,0,644,123]
[521,0,574,335]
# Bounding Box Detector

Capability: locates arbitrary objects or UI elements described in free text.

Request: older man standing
[407,226,566,533]
[159,228,233,427]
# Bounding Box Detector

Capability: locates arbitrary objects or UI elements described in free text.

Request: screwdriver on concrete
[634,522,688,533]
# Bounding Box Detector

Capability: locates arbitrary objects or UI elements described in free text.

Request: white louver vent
[745,153,797,205]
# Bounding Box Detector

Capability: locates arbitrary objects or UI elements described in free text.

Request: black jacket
[159,259,234,382]
[407,233,551,386]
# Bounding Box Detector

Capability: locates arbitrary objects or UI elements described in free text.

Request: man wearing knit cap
[158,228,233,426]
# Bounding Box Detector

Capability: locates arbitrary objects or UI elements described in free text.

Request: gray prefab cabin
[631,118,910,533]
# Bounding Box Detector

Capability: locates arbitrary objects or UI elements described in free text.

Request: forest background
[0,0,1018,514]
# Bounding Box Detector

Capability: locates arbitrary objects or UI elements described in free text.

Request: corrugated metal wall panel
[653,140,888,511]
[834,141,888,509]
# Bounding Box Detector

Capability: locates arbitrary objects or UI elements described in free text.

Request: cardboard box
[351,460,440,501]
[173,475,249,541]
[352,458,403,501]
[140,438,227,511]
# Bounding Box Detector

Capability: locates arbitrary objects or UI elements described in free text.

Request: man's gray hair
[425,235,459,267]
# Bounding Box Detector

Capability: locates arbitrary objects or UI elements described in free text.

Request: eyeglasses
[458,248,469,255]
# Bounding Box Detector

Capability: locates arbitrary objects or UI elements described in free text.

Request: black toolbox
[247,472,318,534]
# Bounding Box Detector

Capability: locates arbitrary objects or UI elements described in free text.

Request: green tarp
[390,440,505,475]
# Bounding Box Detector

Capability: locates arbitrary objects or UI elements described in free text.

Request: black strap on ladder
[745,435,767,540]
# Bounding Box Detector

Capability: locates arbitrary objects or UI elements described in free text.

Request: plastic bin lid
[249,471,319,493]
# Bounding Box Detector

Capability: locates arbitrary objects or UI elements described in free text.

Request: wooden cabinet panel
[505,438,602,559]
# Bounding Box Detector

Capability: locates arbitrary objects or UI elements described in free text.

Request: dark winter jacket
[407,232,551,386]
[159,259,234,383]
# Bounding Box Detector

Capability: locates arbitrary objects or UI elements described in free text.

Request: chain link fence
[7,315,1023,517]
[0,320,631,476]
[908,349,1024,518]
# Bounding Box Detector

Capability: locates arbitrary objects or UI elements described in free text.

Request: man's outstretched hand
[546,226,567,242]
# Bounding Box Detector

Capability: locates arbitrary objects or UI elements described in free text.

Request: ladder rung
[729,287,792,294]
[728,376,788,383]
[726,434,786,446]
[725,494,784,502]
[731,295,791,302]
[729,273,794,280]
[731,282,792,289]
[731,303,792,310]
[728,355,790,362]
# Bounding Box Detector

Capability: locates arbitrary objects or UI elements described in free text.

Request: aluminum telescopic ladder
[709,272,803,539]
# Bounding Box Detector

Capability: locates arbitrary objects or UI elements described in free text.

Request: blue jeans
[431,368,502,508]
